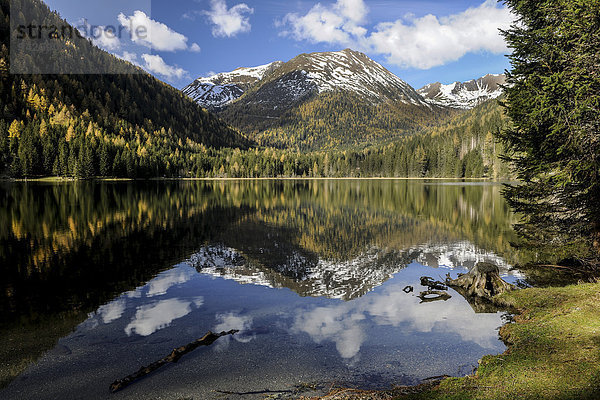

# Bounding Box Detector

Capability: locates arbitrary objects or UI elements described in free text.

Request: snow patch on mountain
[292,49,426,105]
[418,74,505,109]
[184,49,430,110]
[182,61,283,109]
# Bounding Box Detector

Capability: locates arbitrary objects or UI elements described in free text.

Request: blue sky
[44,0,513,89]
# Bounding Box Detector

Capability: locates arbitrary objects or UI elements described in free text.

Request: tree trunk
[447,262,515,299]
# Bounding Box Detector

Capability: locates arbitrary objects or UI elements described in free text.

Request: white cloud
[182,10,200,21]
[281,0,367,46]
[293,304,366,359]
[369,0,513,69]
[119,51,138,64]
[335,0,369,23]
[292,281,505,359]
[190,42,202,53]
[141,54,188,80]
[76,19,121,51]
[93,26,122,51]
[214,312,254,343]
[212,312,255,352]
[118,10,189,52]
[280,0,514,70]
[97,298,126,324]
[203,0,254,38]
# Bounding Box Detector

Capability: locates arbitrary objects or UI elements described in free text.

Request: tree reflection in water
[0,179,519,389]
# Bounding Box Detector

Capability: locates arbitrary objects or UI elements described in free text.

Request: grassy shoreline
[392,282,600,400]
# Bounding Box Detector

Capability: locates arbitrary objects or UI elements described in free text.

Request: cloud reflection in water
[293,283,503,359]
[96,298,127,324]
[146,266,197,297]
[125,297,204,336]
[212,312,255,351]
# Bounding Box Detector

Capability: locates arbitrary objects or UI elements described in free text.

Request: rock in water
[448,262,515,298]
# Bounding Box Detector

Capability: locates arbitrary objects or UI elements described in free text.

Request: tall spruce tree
[498,0,600,265]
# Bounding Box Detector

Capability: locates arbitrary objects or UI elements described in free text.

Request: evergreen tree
[498,0,600,265]
[99,143,111,177]
[78,143,94,178]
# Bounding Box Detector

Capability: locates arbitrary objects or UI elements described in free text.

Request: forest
[0,66,509,178]
[0,0,249,178]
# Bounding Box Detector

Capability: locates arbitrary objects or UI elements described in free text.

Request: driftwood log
[110,330,238,393]
[447,262,515,299]
[420,277,448,291]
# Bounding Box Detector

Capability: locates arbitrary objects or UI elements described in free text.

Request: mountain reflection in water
[0,180,521,396]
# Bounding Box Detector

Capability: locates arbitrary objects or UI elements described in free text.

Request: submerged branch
[110,330,239,393]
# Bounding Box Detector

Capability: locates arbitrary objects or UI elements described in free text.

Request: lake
[0,179,522,399]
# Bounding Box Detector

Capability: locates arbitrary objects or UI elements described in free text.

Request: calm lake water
[0,180,522,399]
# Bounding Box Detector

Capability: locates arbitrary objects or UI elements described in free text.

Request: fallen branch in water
[110,330,238,393]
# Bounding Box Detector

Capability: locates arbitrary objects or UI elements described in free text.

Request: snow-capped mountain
[183,51,505,150]
[182,61,284,109]
[418,74,505,109]
[245,48,427,107]
[184,49,427,110]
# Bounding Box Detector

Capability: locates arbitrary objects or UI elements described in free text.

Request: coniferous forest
[0,0,250,178]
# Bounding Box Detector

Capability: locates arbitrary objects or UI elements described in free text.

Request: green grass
[399,282,600,400]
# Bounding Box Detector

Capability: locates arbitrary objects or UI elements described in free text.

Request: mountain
[229,49,428,109]
[186,49,447,151]
[188,244,412,300]
[417,74,505,109]
[184,49,427,111]
[182,61,284,110]
[0,0,250,178]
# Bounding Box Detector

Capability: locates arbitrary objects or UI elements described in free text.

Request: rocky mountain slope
[182,61,284,109]
[418,74,505,109]
[184,49,427,111]
[233,49,428,108]
[187,241,519,301]
[183,50,505,150]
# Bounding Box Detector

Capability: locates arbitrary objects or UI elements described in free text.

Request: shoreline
[0,176,499,183]
[322,281,600,400]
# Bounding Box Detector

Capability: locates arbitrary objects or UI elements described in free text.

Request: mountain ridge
[0,0,250,178]
[418,74,505,109]
[184,50,504,113]
[182,61,284,109]
[183,49,428,112]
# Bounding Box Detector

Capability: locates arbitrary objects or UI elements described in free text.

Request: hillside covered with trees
[0,0,250,178]
[221,90,454,151]
[158,96,510,179]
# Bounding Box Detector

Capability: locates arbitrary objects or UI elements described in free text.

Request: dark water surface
[0,180,522,399]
